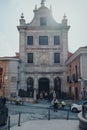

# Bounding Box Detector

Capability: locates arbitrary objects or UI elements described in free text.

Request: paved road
[0,101,78,130]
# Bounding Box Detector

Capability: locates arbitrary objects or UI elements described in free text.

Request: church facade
[17,0,70,100]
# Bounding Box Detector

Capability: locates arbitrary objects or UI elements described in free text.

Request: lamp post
[34,88,38,101]
[83,80,87,100]
[78,78,87,100]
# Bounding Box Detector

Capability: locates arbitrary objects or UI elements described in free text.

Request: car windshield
[78,101,84,105]
[78,100,87,105]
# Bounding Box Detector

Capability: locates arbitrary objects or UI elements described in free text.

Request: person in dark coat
[3,97,6,105]
[51,98,59,112]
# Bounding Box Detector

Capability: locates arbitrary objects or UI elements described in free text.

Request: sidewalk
[11,119,80,130]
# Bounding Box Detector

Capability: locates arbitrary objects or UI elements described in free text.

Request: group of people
[51,98,66,112]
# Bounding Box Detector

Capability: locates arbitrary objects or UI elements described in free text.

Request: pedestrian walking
[51,98,59,112]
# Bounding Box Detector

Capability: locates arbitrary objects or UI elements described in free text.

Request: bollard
[48,108,50,120]
[18,112,21,126]
[67,108,70,120]
[8,116,10,130]
[82,105,85,117]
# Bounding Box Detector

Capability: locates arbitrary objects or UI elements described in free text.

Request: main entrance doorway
[38,78,49,99]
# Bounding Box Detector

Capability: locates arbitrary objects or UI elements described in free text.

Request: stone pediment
[26,5,60,27]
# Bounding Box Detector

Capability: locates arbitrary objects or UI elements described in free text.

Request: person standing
[51,98,59,112]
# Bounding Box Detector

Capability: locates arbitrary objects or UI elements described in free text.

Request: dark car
[0,97,8,126]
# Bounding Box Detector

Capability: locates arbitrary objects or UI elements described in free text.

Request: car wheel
[72,108,78,113]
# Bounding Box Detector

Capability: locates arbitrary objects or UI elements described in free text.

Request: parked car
[0,97,8,126]
[71,100,87,113]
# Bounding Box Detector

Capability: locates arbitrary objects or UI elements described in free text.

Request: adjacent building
[0,57,20,98]
[66,46,87,100]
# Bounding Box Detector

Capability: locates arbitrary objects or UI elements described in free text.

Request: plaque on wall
[40,53,48,65]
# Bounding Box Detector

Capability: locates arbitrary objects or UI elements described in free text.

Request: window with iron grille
[72,74,76,82]
[54,53,60,63]
[67,76,70,82]
[27,53,33,63]
[0,68,3,75]
[0,79,2,88]
[27,36,33,45]
[39,36,48,45]
[54,36,60,45]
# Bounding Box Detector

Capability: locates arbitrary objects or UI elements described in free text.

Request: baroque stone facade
[17,1,70,100]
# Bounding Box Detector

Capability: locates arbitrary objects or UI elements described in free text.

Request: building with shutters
[66,46,87,100]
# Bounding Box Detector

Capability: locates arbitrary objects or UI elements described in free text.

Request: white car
[71,100,87,112]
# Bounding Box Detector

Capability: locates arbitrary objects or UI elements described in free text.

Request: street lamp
[78,77,87,100]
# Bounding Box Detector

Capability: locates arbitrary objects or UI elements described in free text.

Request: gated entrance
[38,78,49,99]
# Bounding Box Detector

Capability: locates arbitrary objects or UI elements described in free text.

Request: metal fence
[0,106,79,130]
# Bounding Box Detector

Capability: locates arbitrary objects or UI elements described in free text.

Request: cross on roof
[63,14,67,19]
[41,0,46,6]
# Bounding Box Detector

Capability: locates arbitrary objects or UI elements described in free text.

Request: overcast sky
[0,0,87,57]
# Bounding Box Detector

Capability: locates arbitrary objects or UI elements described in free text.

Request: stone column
[34,89,37,101]
[50,77,54,93]
[19,29,26,60]
[34,76,38,101]
[61,72,67,92]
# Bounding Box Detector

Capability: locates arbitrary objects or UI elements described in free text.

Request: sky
[0,0,87,57]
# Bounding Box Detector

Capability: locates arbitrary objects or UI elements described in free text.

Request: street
[0,100,78,130]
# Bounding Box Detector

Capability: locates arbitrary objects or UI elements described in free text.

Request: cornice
[66,47,87,65]
[17,25,70,31]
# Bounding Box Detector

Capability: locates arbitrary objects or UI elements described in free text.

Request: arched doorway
[38,78,49,99]
[27,77,34,98]
[54,77,61,99]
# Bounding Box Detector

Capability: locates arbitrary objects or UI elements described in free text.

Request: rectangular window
[72,74,76,82]
[0,68,3,75]
[54,53,60,63]
[39,36,48,45]
[27,53,33,63]
[40,17,47,26]
[67,76,70,82]
[0,79,2,88]
[27,36,33,45]
[54,36,60,45]
[11,77,16,82]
